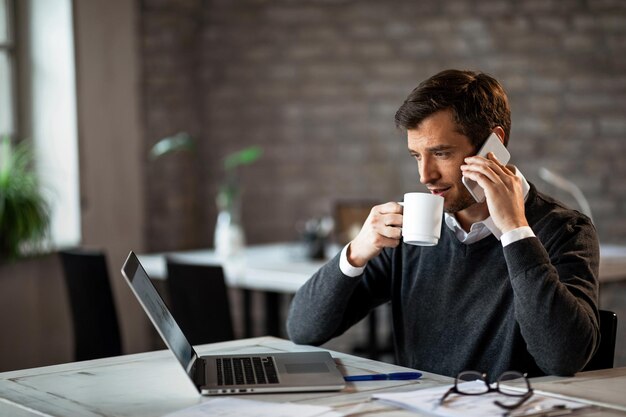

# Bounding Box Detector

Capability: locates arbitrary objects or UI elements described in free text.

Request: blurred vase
[214,189,246,279]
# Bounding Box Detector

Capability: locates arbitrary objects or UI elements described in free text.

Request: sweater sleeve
[286,249,393,346]
[503,216,600,376]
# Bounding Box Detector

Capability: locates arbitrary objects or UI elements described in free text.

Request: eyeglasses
[440,370,534,411]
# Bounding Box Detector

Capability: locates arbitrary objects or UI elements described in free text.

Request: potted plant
[217,146,263,216]
[148,134,263,259]
[0,135,50,261]
[214,146,262,261]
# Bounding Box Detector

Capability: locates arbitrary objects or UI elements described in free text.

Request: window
[0,0,15,138]
[3,0,81,251]
[27,0,81,248]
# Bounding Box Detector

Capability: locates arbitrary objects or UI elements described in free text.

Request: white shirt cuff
[339,243,366,277]
[501,226,535,247]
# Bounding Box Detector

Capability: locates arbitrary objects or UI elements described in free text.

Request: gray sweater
[287,185,600,379]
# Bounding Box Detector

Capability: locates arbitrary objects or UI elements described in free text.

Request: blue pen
[344,372,422,381]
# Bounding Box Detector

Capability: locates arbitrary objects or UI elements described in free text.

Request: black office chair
[583,309,618,371]
[59,249,123,361]
[165,259,235,345]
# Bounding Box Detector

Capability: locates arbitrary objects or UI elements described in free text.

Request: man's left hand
[461,152,528,233]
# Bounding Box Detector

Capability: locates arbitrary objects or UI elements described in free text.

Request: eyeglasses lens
[456,371,488,394]
[497,371,529,396]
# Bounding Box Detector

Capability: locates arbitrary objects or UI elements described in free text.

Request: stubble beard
[443,187,477,214]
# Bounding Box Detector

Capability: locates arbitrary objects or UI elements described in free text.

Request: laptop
[121,251,346,395]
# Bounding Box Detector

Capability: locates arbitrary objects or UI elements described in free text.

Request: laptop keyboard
[216,356,279,386]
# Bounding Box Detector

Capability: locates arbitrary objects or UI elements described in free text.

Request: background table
[139,243,328,293]
[599,244,626,283]
[140,242,626,288]
[139,243,330,339]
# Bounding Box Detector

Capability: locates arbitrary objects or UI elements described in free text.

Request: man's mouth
[428,187,451,197]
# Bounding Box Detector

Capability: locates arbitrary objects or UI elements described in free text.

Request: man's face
[407,109,477,213]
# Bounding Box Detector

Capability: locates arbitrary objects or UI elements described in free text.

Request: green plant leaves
[148,132,195,160]
[0,135,50,260]
[223,146,263,171]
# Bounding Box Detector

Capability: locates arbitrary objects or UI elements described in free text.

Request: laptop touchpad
[285,363,328,374]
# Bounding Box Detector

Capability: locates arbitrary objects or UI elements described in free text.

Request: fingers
[485,152,516,177]
[462,153,528,233]
[350,202,404,264]
[369,205,402,240]
[377,213,403,228]
[461,152,513,186]
[380,224,403,240]
[375,201,403,215]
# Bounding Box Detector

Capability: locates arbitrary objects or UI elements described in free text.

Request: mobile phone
[462,132,511,203]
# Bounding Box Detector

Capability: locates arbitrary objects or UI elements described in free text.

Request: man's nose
[419,157,439,185]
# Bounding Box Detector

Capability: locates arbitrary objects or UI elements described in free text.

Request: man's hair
[394,69,511,148]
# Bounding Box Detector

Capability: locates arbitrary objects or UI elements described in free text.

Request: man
[287,69,600,380]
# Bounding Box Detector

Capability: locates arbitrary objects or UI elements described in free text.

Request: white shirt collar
[444,167,530,244]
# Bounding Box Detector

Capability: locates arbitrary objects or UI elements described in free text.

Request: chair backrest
[59,249,122,361]
[583,309,618,371]
[334,200,377,245]
[165,259,234,345]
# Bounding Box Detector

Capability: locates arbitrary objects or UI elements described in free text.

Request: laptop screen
[121,252,196,375]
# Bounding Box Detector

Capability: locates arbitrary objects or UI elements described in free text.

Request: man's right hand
[347,202,404,267]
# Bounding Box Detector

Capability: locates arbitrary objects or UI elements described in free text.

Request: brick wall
[142,0,204,250]
[141,0,626,250]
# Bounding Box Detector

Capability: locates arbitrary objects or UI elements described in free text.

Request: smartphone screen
[461,133,511,203]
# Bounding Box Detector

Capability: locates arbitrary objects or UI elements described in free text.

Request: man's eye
[434,152,450,158]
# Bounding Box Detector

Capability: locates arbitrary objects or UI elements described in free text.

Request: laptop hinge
[192,356,206,390]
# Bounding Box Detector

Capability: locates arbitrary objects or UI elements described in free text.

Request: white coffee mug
[401,192,444,246]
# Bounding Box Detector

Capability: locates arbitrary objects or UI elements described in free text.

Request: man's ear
[492,126,506,145]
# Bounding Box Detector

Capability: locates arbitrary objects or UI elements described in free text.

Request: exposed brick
[442,0,473,15]
[571,15,597,31]
[557,118,595,139]
[141,0,626,248]
[533,16,568,32]
[599,15,626,32]
[564,93,623,113]
[607,35,626,51]
[562,34,598,51]
[382,21,412,38]
[599,117,626,136]
[475,1,513,15]
[415,18,454,34]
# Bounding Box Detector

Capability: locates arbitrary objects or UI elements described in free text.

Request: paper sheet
[373,381,588,417]
[163,397,343,417]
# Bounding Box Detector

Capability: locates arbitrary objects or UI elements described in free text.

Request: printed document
[373,381,588,417]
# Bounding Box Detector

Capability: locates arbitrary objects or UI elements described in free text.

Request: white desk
[529,367,626,412]
[0,337,451,417]
[1,337,626,417]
